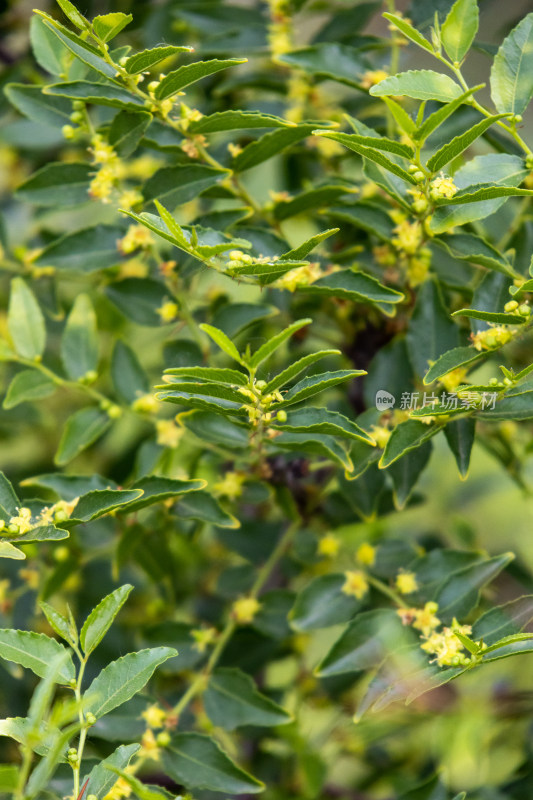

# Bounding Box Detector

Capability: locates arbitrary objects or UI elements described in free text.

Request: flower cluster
[0,498,79,536]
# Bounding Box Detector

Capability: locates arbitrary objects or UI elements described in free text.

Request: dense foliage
[2,0,533,798]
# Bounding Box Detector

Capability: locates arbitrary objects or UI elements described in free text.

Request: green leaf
[45,81,146,111]
[315,131,417,184]
[69,489,143,523]
[111,341,149,404]
[277,44,367,89]
[199,323,243,363]
[273,184,357,221]
[164,366,246,385]
[125,476,206,512]
[280,229,338,261]
[316,609,409,677]
[55,0,90,29]
[92,13,132,42]
[61,294,99,381]
[434,553,514,622]
[104,768,168,800]
[34,224,124,273]
[452,308,527,324]
[179,410,249,449]
[204,667,292,730]
[326,202,394,241]
[0,630,75,684]
[436,184,533,205]
[472,596,533,645]
[249,319,311,369]
[426,114,508,172]
[290,574,362,631]
[275,407,375,444]
[108,110,152,157]
[30,15,68,75]
[490,13,533,115]
[423,345,483,384]
[406,279,459,377]
[280,370,366,407]
[16,162,92,207]
[155,59,247,100]
[4,84,72,127]
[81,585,133,655]
[388,441,432,509]
[0,542,26,560]
[39,602,74,644]
[176,490,240,529]
[300,269,404,310]
[39,16,118,80]
[265,350,341,393]
[380,420,439,468]
[232,124,319,172]
[436,231,515,277]
[8,278,46,360]
[430,154,528,233]
[383,13,434,53]
[414,85,483,141]
[86,744,141,799]
[0,473,19,518]
[55,407,111,465]
[3,370,56,409]
[106,279,174,327]
[274,432,353,471]
[370,70,463,102]
[478,388,533,420]
[124,46,192,74]
[85,647,178,718]
[189,110,291,133]
[162,733,264,794]
[143,164,228,206]
[441,0,479,63]
[444,417,476,478]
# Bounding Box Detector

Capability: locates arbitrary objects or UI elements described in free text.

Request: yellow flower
[420,620,472,667]
[191,626,218,653]
[140,727,160,759]
[412,601,440,637]
[440,367,468,393]
[356,542,376,566]
[118,225,154,255]
[341,570,369,600]
[472,326,513,351]
[430,176,458,199]
[18,568,40,590]
[232,596,261,624]
[407,255,430,287]
[317,533,340,558]
[104,776,132,800]
[392,219,423,255]
[395,570,418,595]
[8,507,33,535]
[360,69,389,90]
[89,166,116,203]
[227,142,243,158]
[275,262,322,292]
[118,189,143,211]
[90,134,117,165]
[119,259,149,279]
[128,155,162,180]
[214,471,245,500]
[131,393,159,414]
[156,301,179,323]
[156,419,183,448]
[370,425,391,449]
[141,703,167,729]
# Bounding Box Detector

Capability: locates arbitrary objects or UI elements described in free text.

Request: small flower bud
[255,380,267,391]
[62,125,75,139]
[504,300,519,312]
[107,404,122,419]
[518,303,530,316]
[70,111,83,124]
[156,731,171,747]
[413,170,425,182]
[276,409,287,423]
[85,712,96,726]
[147,80,160,93]
[72,100,85,110]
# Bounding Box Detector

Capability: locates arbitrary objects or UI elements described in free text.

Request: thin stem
[72,652,88,800]
[367,574,406,607]
[172,518,300,718]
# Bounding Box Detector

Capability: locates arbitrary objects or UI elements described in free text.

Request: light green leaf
[155,59,247,100]
[189,110,291,134]
[0,630,75,684]
[265,350,341,393]
[30,15,68,75]
[86,744,141,799]
[4,84,72,127]
[124,46,193,74]
[162,733,264,794]
[199,323,243,363]
[280,229,338,261]
[249,319,311,369]
[3,370,56,409]
[414,85,483,141]
[81,585,133,655]
[379,419,439,468]
[39,16,117,80]
[61,294,99,381]
[92,13,132,42]
[8,278,46,360]
[423,345,484,384]
[85,647,178,718]
[426,114,508,172]
[204,667,292,730]
[55,0,90,29]
[45,81,146,110]
[441,0,479,63]
[452,308,526,324]
[280,370,366,407]
[125,476,206,512]
[383,12,434,53]
[164,366,247,385]
[370,70,463,102]
[68,489,143,523]
[490,12,533,115]
[315,131,417,184]
[300,269,404,310]
[55,407,111,466]
[39,602,74,645]
[0,473,19,518]
[0,542,26,560]
[274,407,375,444]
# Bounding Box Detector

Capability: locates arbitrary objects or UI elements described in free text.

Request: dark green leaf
[16,162,92,206]
[3,370,56,409]
[55,407,111,465]
[204,667,292,729]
